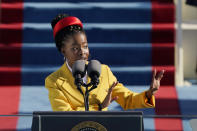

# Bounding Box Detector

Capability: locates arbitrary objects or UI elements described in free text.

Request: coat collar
[58,62,103,104]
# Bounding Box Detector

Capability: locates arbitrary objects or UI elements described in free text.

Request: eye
[84,45,88,49]
[72,47,78,51]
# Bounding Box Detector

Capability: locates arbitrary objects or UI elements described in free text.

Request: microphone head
[72,60,86,78]
[87,60,101,78]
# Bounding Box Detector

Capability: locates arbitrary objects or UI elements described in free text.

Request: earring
[64,57,66,61]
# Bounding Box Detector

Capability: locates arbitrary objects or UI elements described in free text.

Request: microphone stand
[84,86,89,111]
[76,80,99,111]
[75,73,99,111]
[83,82,98,111]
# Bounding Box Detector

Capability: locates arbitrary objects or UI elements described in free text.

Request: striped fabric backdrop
[1,0,196,130]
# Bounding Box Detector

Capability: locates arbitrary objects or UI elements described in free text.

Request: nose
[79,48,85,57]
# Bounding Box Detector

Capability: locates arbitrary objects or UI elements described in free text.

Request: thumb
[110,96,118,103]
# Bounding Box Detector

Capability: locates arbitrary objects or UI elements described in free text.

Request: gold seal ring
[71,121,107,131]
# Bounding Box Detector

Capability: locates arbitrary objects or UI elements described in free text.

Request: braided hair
[51,14,86,52]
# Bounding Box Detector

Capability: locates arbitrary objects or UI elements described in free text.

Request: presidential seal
[71,121,107,131]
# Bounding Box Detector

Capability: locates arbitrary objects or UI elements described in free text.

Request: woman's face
[61,32,89,68]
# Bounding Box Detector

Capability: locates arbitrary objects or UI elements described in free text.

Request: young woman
[45,14,164,111]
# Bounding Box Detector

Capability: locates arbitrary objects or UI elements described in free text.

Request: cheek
[85,48,89,56]
[64,49,74,59]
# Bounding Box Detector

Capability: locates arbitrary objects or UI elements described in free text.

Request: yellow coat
[45,63,155,111]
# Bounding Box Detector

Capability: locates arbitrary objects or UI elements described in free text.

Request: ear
[61,47,65,55]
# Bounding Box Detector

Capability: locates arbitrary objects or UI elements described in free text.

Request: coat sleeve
[105,65,155,110]
[45,76,100,111]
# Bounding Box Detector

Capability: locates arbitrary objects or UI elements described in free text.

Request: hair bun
[51,14,69,29]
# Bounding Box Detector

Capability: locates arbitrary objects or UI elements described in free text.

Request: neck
[65,60,73,71]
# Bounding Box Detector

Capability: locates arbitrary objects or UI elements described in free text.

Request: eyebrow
[71,42,88,46]
[82,42,88,44]
[71,43,78,46]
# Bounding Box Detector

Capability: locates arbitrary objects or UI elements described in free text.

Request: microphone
[87,60,101,86]
[72,60,86,93]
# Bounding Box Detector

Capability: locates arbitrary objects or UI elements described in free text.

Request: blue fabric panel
[18,86,51,113]
[176,86,197,115]
[22,44,151,66]
[182,119,193,131]
[23,27,151,43]
[17,86,51,131]
[23,3,151,23]
[22,45,63,66]
[112,69,152,85]
[22,68,51,86]
[176,86,197,131]
[90,44,151,66]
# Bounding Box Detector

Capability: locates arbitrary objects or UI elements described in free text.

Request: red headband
[53,16,83,38]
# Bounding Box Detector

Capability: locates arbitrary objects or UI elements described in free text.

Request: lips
[77,57,87,60]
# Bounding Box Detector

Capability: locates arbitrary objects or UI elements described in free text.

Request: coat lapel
[59,63,84,104]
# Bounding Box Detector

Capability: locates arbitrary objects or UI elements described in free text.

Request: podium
[31,111,144,131]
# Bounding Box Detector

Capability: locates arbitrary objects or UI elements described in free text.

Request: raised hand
[100,81,119,109]
[146,69,165,99]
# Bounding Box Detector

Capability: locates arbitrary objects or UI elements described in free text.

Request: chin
[77,58,88,61]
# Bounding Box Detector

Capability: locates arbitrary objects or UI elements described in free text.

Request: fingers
[110,96,119,103]
[156,70,165,81]
[151,69,157,88]
[152,69,165,81]
[101,82,119,108]
[108,81,119,93]
[152,69,157,81]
